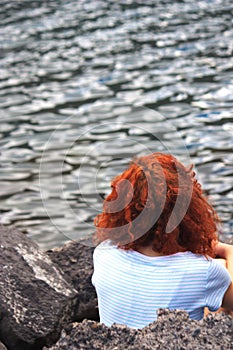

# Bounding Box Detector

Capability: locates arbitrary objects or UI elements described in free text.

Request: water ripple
[0,0,232,249]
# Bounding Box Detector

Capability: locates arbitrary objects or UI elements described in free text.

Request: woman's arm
[214,242,233,314]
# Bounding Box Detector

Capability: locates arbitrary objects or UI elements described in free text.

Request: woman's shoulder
[95,239,116,249]
[93,240,118,256]
[93,245,224,268]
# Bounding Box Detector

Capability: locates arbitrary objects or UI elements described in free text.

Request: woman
[92,153,233,329]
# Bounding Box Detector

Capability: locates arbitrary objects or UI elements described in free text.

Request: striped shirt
[92,240,231,329]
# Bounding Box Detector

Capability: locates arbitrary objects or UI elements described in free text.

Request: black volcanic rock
[47,239,98,322]
[44,309,233,350]
[0,225,79,350]
[0,341,7,350]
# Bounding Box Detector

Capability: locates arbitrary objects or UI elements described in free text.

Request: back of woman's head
[94,152,218,257]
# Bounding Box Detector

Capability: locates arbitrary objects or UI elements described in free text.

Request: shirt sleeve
[91,241,112,288]
[206,259,232,312]
[91,246,98,287]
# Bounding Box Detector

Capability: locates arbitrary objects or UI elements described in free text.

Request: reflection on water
[0,0,232,249]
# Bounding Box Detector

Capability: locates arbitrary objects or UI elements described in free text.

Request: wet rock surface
[43,309,233,350]
[0,225,79,350]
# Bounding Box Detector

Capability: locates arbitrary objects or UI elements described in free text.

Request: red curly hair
[94,153,219,257]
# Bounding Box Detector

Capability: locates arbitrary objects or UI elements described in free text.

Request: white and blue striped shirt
[92,240,231,329]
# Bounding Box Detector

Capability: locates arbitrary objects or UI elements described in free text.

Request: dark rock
[47,240,98,322]
[44,309,233,350]
[0,225,79,350]
[0,341,8,350]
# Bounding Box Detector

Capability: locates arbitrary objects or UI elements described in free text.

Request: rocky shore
[0,225,232,350]
[43,309,233,350]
